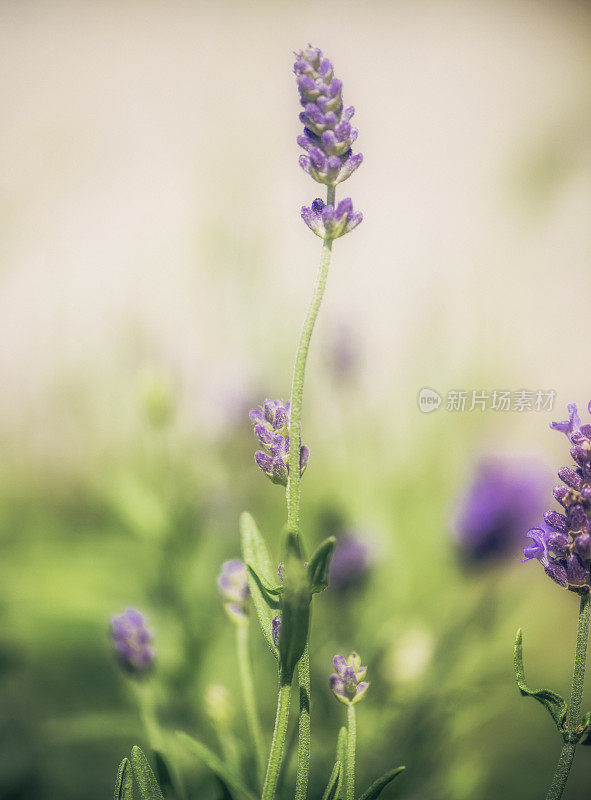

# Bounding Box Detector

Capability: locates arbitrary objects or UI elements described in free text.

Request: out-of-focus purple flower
[453,456,548,562]
[522,401,591,592]
[249,399,309,487]
[301,197,362,240]
[272,616,282,647]
[110,608,155,676]
[330,534,372,592]
[326,323,361,385]
[217,559,249,621]
[330,652,369,705]
[294,46,363,187]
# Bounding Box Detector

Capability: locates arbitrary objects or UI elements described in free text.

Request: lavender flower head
[330,534,373,592]
[217,559,249,621]
[295,46,363,240]
[295,46,363,187]
[522,402,591,592]
[453,456,548,562]
[249,399,309,486]
[110,608,155,677]
[330,652,369,705]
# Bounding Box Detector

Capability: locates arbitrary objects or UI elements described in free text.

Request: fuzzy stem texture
[545,592,591,800]
[346,704,356,800]
[287,184,335,536]
[262,681,292,800]
[236,622,266,789]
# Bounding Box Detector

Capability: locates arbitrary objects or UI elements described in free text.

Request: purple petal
[255,451,273,473]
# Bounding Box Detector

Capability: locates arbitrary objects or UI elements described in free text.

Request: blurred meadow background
[2,0,591,798]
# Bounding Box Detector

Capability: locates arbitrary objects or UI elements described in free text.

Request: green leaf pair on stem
[114,746,164,800]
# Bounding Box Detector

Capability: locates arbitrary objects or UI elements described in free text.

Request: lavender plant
[517,402,591,800]
[110,46,404,800]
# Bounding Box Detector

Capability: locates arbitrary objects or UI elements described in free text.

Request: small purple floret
[272,616,282,647]
[249,398,309,487]
[301,197,363,240]
[521,401,591,592]
[217,559,249,621]
[110,608,155,676]
[330,652,369,705]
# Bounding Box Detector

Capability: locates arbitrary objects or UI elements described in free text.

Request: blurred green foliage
[0,369,589,800]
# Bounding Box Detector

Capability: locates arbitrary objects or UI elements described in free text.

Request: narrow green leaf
[336,726,347,766]
[114,758,133,800]
[308,537,336,593]
[514,629,567,729]
[239,512,279,660]
[357,767,405,800]
[334,724,347,800]
[321,761,342,800]
[578,711,591,745]
[177,732,258,800]
[130,746,164,800]
[246,564,281,604]
[279,557,311,683]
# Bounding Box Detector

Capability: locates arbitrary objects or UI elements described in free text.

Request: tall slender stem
[261,681,292,800]
[287,184,335,535]
[236,622,266,789]
[288,184,335,800]
[545,592,591,800]
[346,704,356,800]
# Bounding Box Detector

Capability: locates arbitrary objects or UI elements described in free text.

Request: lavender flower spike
[217,559,249,621]
[330,652,369,705]
[295,46,363,186]
[521,400,591,592]
[301,197,362,240]
[110,608,155,677]
[249,398,309,486]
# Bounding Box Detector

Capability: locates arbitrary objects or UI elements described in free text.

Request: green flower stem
[236,621,266,789]
[545,592,591,800]
[287,183,336,800]
[295,644,311,800]
[136,682,163,753]
[217,729,241,775]
[262,681,292,800]
[287,184,335,536]
[346,704,356,800]
[135,683,187,800]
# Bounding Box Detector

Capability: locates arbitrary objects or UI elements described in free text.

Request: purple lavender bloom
[294,46,363,187]
[330,534,372,592]
[272,616,282,647]
[110,608,155,676]
[217,559,249,621]
[329,652,369,705]
[522,401,591,592]
[301,197,362,240]
[453,456,548,562]
[249,399,309,487]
